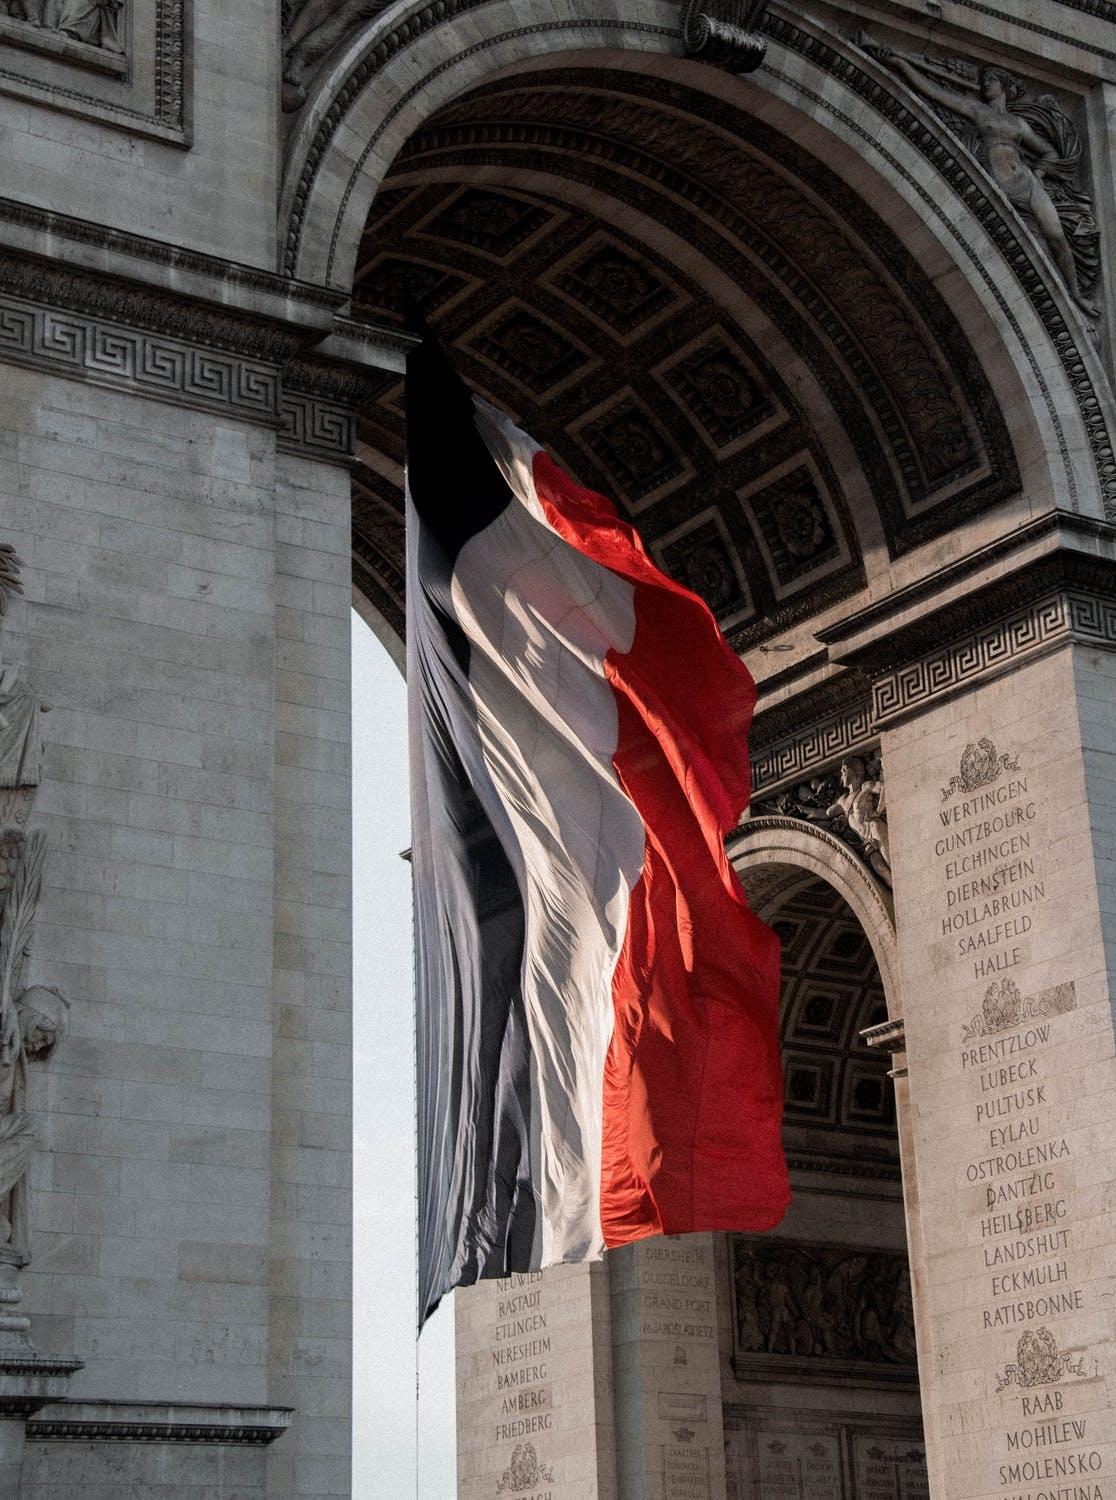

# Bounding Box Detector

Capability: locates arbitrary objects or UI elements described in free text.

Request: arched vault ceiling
[768,877,896,1166]
[350,66,1019,647]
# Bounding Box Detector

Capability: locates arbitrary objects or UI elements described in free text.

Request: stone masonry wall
[267,452,353,1500]
[884,645,1116,1499]
[0,362,353,1496]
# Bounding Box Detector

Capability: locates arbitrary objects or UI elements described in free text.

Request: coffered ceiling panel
[349,65,1019,650]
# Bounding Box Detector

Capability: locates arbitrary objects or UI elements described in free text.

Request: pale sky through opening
[352,612,456,1497]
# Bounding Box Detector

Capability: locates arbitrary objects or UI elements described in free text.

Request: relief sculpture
[857,36,1100,321]
[0,0,124,53]
[281,0,390,112]
[0,544,68,1269]
[756,752,891,888]
[732,1239,917,1374]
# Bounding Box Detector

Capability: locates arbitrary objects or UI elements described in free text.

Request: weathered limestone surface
[267,451,353,1500]
[457,1262,616,1500]
[3,1,1116,1496]
[0,0,279,266]
[885,647,1116,1499]
[0,367,352,1497]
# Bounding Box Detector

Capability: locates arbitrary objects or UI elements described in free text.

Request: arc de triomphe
[0,2,1114,1497]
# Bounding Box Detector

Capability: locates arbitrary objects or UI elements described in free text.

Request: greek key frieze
[0,293,280,422]
[871,596,1071,727]
[279,392,354,462]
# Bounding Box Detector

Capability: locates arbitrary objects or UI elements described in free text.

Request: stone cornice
[0,203,415,462]
[279,327,415,462]
[743,518,1116,778]
[27,1399,293,1446]
[824,542,1116,674]
[828,544,1116,728]
[947,0,1116,63]
[1052,0,1116,17]
[817,512,1116,659]
[0,197,344,337]
[750,671,874,795]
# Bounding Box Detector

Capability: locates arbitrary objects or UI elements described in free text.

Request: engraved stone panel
[725,1410,928,1500]
[456,1263,614,1500]
[884,650,1116,1496]
[755,1433,842,1500]
[851,1436,930,1500]
[610,1235,727,1500]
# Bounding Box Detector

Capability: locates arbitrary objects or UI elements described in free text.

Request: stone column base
[0,1262,83,1493]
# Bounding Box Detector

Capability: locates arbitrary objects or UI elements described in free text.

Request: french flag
[406,332,789,1324]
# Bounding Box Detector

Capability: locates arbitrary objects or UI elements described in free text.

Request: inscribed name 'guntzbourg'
[405,331,789,1326]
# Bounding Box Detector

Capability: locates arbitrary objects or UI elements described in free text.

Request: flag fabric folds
[406,333,789,1326]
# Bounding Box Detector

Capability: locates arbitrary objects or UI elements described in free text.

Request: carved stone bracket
[26,1400,293,1445]
[680,0,769,74]
[862,1017,907,1079]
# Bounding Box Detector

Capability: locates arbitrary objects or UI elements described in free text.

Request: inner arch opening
[721,873,922,1496]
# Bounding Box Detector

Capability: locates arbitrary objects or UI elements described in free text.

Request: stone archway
[3,2,1116,1497]
[279,1,1116,580]
[276,5,1116,1494]
[722,869,923,1499]
[311,9,1116,1495]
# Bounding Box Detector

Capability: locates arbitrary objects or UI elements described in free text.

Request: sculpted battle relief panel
[731,1238,918,1383]
[0,0,124,54]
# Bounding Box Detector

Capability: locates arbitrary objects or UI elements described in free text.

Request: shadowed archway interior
[767,876,895,1179]
[347,64,1020,647]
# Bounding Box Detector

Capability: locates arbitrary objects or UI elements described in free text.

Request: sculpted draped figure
[281,0,390,111]
[0,0,124,52]
[0,545,67,1268]
[860,36,1100,321]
